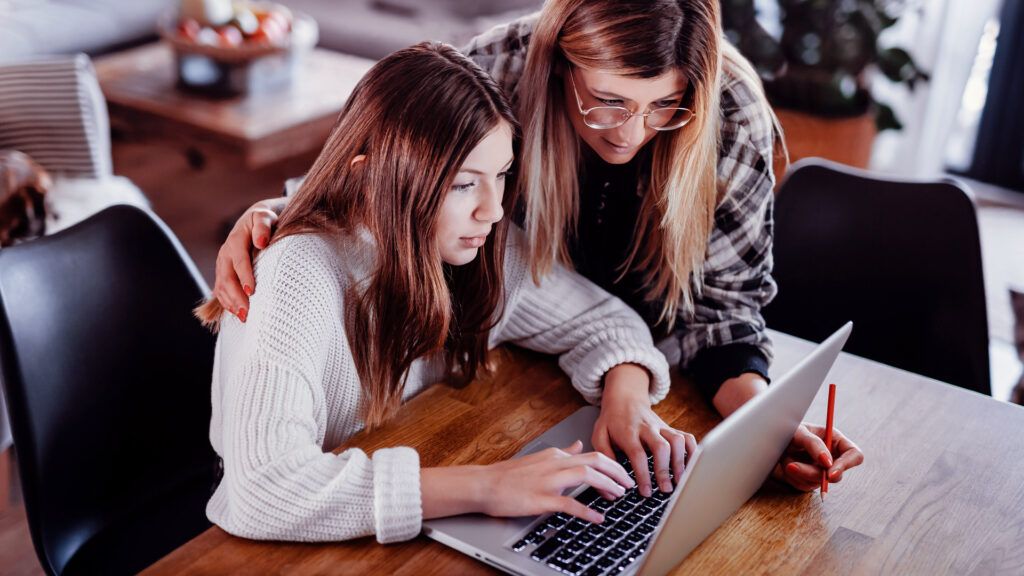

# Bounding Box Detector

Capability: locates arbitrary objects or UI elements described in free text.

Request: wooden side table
[94,43,376,279]
[96,43,375,169]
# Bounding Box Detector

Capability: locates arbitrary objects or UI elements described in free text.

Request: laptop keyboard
[511,453,672,576]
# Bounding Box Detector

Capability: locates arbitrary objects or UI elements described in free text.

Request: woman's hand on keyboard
[592,364,697,498]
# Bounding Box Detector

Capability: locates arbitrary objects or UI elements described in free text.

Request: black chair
[0,205,218,575]
[764,158,991,395]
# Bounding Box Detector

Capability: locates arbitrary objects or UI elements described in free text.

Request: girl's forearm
[421,465,488,519]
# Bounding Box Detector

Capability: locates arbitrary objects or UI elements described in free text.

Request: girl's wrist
[421,465,489,519]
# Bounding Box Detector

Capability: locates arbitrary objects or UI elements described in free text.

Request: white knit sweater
[206,227,670,544]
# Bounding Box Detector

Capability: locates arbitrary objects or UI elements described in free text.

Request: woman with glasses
[211,0,863,496]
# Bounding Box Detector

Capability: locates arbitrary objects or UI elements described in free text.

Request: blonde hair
[516,0,784,328]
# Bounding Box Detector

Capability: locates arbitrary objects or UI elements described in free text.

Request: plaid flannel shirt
[463,13,778,400]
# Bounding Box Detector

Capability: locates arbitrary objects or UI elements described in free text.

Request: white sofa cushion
[0,0,170,60]
[45,176,150,235]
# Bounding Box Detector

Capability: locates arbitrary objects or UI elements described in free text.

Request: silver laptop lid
[636,322,852,576]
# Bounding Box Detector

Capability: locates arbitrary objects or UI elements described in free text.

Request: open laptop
[423,322,852,576]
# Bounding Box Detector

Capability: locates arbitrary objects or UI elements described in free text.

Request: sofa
[0,0,542,62]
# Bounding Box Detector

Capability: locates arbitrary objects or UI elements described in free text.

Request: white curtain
[869,0,1004,178]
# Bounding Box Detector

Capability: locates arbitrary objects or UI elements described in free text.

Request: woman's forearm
[712,372,769,417]
[603,363,652,399]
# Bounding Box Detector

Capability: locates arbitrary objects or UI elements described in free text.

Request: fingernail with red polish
[820,453,833,467]
[238,307,248,323]
[243,284,253,296]
[258,236,269,249]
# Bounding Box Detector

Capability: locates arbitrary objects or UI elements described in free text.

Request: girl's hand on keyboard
[477,440,635,523]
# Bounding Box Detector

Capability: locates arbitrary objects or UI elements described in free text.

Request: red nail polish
[243,284,253,296]
[238,308,248,323]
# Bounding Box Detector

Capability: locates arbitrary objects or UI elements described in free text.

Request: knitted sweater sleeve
[208,235,421,544]
[491,227,671,405]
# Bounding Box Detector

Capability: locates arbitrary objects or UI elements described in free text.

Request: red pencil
[821,383,836,501]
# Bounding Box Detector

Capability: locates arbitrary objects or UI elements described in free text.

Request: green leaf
[874,101,903,132]
[878,47,926,86]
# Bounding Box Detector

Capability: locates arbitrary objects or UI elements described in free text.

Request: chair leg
[1012,289,1024,406]
[0,448,9,513]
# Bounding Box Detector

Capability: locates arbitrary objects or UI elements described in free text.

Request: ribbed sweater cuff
[562,336,671,406]
[372,447,422,543]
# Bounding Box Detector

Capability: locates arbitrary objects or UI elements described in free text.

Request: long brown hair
[197,42,519,429]
[516,0,783,327]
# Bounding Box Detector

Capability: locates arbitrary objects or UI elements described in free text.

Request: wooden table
[95,43,375,170]
[143,331,1024,575]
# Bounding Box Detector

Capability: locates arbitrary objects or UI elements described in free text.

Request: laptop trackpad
[513,405,601,458]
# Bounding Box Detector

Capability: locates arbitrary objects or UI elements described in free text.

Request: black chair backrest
[0,205,218,574]
[764,158,991,395]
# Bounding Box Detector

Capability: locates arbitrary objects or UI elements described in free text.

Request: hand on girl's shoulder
[253,233,340,281]
[247,233,349,314]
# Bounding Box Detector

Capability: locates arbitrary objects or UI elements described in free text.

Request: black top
[569,149,770,401]
[569,149,655,327]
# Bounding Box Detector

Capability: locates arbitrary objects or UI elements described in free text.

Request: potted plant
[722,0,929,170]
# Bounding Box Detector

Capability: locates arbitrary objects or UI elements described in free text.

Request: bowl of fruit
[159,0,318,96]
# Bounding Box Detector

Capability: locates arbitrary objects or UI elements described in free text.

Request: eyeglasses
[568,66,696,131]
